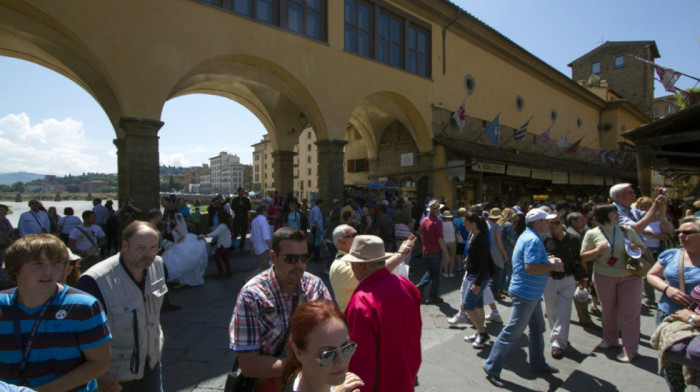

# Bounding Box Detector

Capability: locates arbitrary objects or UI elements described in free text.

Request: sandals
[589,307,602,316]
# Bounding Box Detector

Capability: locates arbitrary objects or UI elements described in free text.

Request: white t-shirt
[69,225,105,252]
[442,220,456,243]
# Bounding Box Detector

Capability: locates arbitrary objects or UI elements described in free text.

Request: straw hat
[340,235,394,263]
[426,200,444,212]
[487,208,502,220]
[442,210,454,219]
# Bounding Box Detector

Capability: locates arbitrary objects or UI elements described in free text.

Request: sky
[1,0,698,176]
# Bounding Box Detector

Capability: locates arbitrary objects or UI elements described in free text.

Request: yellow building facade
[0,0,649,210]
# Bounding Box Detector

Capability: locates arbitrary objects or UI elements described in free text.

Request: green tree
[11,181,25,192]
[66,184,80,193]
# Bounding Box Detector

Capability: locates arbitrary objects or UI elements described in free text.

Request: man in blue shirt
[483,208,564,388]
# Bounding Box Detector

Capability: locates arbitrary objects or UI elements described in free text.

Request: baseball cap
[525,208,557,223]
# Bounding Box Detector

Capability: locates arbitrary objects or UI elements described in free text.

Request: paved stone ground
[160,246,683,392]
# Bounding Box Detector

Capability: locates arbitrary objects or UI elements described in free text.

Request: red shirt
[420,213,443,254]
[345,268,422,392]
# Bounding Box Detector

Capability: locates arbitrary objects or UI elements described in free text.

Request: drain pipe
[443,11,461,75]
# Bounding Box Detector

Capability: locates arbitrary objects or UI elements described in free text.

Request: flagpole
[540,127,571,155]
[578,140,596,159]
[634,56,700,83]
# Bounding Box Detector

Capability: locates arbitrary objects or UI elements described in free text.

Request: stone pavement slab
[160,248,674,391]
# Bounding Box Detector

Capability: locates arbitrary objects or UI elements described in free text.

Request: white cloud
[0,113,115,174]
[160,152,191,167]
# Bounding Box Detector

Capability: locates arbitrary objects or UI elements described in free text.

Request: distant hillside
[0,172,45,185]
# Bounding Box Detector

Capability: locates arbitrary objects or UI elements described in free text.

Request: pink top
[345,268,422,392]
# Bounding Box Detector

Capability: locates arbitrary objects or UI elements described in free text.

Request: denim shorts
[462,275,490,311]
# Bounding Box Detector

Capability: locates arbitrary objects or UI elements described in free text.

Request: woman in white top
[199,211,232,278]
[282,300,364,392]
[441,210,457,277]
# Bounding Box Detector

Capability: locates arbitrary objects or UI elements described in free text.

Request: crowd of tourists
[1,184,700,391]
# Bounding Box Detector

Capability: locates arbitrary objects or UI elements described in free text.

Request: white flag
[453,100,467,131]
[555,134,569,149]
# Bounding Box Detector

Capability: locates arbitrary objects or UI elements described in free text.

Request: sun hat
[525,208,558,223]
[426,200,444,212]
[487,208,502,220]
[340,235,394,263]
[442,210,454,219]
[512,206,524,215]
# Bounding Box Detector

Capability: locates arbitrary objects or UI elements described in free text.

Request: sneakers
[616,352,636,363]
[441,272,449,278]
[485,312,503,323]
[472,333,490,348]
[464,333,478,343]
[447,312,468,325]
[597,341,620,350]
[428,296,444,304]
[551,346,564,359]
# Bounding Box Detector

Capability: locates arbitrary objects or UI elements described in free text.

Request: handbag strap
[679,250,686,294]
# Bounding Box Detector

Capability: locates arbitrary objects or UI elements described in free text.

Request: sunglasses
[677,230,700,236]
[317,341,357,367]
[282,253,311,264]
[550,221,562,225]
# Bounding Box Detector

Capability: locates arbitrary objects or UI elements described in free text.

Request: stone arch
[0,3,122,133]
[167,54,326,152]
[347,90,431,158]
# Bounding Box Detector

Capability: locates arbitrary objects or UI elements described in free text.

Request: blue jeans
[325,242,337,270]
[483,293,549,376]
[120,361,163,392]
[492,265,506,293]
[462,275,490,311]
[418,251,442,298]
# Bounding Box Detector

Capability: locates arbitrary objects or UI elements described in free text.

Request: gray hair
[609,183,632,201]
[680,216,700,231]
[332,224,353,248]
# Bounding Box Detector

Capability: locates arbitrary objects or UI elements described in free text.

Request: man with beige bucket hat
[343,235,422,392]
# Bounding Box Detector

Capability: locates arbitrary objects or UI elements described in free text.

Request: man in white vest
[76,221,167,392]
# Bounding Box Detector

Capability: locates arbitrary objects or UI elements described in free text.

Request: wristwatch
[689,315,696,326]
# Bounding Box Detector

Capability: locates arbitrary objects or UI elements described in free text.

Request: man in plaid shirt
[229,227,331,391]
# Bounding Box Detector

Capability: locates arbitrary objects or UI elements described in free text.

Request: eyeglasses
[343,233,358,239]
[677,230,700,236]
[551,221,562,225]
[317,341,357,367]
[282,253,311,264]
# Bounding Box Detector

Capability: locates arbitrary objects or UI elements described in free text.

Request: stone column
[316,139,347,211]
[113,138,126,207]
[118,117,164,214]
[272,150,296,195]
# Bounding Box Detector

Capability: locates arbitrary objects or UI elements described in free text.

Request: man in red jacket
[343,235,421,391]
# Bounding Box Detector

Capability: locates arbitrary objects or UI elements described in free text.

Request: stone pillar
[113,138,126,207]
[635,152,653,196]
[272,150,296,195]
[316,139,347,211]
[118,117,164,214]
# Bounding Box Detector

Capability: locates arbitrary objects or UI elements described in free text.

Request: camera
[656,187,667,195]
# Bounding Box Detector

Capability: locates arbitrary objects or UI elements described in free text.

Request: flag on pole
[484,115,500,147]
[600,149,609,163]
[607,149,618,164]
[579,146,587,158]
[656,66,682,92]
[513,120,529,141]
[675,87,695,106]
[453,100,467,131]
[537,128,551,144]
[593,148,601,156]
[564,137,582,154]
[555,134,569,149]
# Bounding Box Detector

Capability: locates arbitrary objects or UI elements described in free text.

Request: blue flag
[484,115,500,147]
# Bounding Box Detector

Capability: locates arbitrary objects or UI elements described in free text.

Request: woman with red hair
[282,300,364,392]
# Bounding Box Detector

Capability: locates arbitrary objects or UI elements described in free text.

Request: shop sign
[401,153,413,167]
[569,172,584,184]
[583,174,603,185]
[447,160,466,181]
[552,171,568,184]
[533,194,549,201]
[378,177,388,182]
[507,165,530,177]
[531,169,551,180]
[472,161,506,174]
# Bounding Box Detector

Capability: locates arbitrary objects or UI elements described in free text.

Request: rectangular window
[308,180,312,187]
[308,168,312,175]
[592,62,601,74]
[308,130,312,139]
[653,108,659,117]
[665,106,672,114]
[614,56,625,69]
[307,144,311,151]
[307,156,311,163]
[206,0,326,41]
[344,0,430,77]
